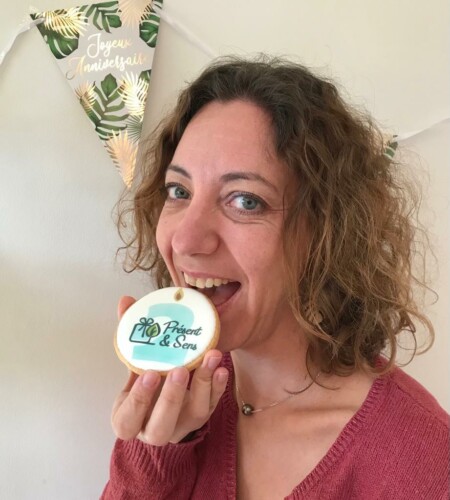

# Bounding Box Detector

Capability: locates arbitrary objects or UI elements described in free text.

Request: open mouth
[182,272,241,308]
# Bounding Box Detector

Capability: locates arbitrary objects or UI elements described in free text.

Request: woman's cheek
[155,216,169,257]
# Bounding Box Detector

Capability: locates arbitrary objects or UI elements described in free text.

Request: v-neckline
[221,354,388,499]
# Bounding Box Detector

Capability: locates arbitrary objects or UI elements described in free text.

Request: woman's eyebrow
[166,165,279,195]
[166,164,191,178]
[220,171,279,194]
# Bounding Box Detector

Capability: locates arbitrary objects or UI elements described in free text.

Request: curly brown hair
[117,56,434,376]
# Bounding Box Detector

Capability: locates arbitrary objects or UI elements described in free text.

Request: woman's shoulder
[340,364,449,498]
[301,362,449,499]
[357,359,449,451]
[383,363,448,428]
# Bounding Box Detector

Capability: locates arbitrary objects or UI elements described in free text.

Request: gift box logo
[129,317,161,345]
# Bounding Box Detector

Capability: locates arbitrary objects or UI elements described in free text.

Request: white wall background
[1,1,448,498]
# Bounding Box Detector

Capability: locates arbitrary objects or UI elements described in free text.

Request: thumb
[118,295,136,320]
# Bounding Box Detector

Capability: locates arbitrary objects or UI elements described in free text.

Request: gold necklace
[235,374,319,416]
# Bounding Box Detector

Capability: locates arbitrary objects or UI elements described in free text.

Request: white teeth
[183,272,232,289]
[195,278,206,288]
[184,274,196,286]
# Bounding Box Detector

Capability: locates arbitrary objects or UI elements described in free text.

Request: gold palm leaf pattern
[105,131,137,187]
[126,114,144,143]
[118,0,154,28]
[118,73,149,118]
[75,82,96,114]
[42,7,88,38]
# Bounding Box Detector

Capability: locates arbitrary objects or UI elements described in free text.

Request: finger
[112,370,161,440]
[141,367,189,446]
[187,350,224,422]
[112,370,139,417]
[170,356,228,444]
[117,296,136,320]
[209,367,229,410]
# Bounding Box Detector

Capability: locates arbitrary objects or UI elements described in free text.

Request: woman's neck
[230,314,318,410]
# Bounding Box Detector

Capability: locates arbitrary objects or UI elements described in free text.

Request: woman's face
[156,100,300,352]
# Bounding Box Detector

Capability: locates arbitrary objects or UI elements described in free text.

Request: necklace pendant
[242,403,254,416]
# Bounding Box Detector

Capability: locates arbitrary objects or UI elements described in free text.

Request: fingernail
[142,372,159,388]
[205,356,221,371]
[170,368,188,386]
[217,371,228,384]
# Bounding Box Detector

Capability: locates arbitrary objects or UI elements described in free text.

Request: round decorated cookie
[115,287,220,375]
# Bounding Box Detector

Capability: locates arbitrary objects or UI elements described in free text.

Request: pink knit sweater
[102,355,449,499]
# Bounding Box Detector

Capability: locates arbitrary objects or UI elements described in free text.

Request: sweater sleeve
[101,425,210,500]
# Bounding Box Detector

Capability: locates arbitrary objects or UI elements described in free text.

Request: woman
[102,57,448,499]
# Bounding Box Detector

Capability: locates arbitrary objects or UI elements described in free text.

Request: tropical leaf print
[75,82,97,114]
[104,130,137,187]
[123,69,151,142]
[86,74,129,140]
[383,135,398,160]
[118,0,154,28]
[140,69,151,84]
[79,1,122,33]
[125,115,143,143]
[31,9,86,59]
[139,0,163,48]
[119,72,149,117]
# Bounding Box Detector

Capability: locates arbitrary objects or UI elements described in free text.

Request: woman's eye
[229,193,265,213]
[166,184,190,199]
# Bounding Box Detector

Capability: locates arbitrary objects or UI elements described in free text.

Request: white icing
[116,287,218,372]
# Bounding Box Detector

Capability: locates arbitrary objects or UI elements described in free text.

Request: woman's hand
[111,296,229,445]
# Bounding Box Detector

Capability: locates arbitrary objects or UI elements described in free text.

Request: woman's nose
[171,202,220,257]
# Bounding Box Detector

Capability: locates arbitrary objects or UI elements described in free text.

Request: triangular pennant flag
[31,0,163,187]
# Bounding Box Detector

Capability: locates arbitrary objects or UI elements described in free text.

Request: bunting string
[0,13,42,66]
[153,5,218,58]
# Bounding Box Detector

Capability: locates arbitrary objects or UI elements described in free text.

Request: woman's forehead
[170,100,293,188]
